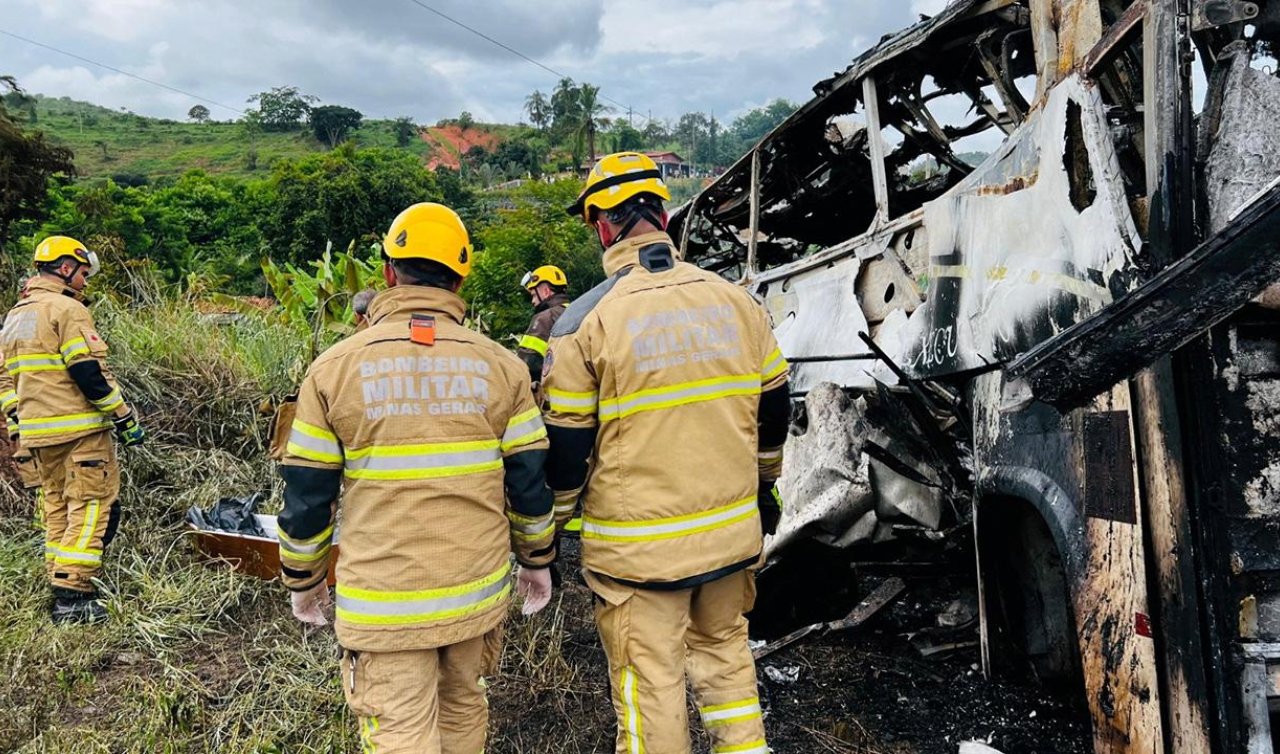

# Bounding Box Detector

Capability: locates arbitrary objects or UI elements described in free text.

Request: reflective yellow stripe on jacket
[0,390,17,412]
[761,348,788,382]
[286,420,343,464]
[508,509,555,542]
[344,439,502,480]
[501,408,546,452]
[582,495,759,542]
[90,387,124,414]
[546,387,598,415]
[598,374,761,422]
[20,412,112,437]
[60,337,91,364]
[6,353,65,375]
[279,524,334,563]
[518,333,549,356]
[335,563,512,626]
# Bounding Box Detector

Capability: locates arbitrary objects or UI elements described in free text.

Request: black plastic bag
[186,492,267,538]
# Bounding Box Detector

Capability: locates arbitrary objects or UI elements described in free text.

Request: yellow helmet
[567,152,671,222]
[382,203,473,279]
[521,265,568,291]
[34,235,99,276]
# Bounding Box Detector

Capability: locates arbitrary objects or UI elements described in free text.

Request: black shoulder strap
[551,267,632,338]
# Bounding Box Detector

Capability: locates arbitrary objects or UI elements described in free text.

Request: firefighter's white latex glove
[290,582,332,626]
[516,565,552,615]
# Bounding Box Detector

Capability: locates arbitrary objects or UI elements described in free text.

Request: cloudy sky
[0,0,949,126]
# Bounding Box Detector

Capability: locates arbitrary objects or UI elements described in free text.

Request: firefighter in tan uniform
[543,152,791,753]
[277,203,556,754]
[0,236,145,625]
[516,264,570,388]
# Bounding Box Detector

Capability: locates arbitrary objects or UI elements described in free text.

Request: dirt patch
[423,124,502,170]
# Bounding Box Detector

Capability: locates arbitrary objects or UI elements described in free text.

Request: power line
[402,0,650,125]
[0,28,245,115]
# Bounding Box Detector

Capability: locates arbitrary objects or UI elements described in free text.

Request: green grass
[22,96,457,180]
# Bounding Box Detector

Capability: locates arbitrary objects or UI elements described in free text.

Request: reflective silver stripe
[546,389,598,414]
[598,375,761,422]
[7,354,65,373]
[501,409,547,452]
[582,496,758,542]
[286,427,342,463]
[335,566,511,624]
[279,525,333,558]
[54,548,102,565]
[508,510,555,541]
[344,444,502,477]
[0,390,16,410]
[758,449,783,461]
[712,742,768,754]
[762,349,787,380]
[91,388,123,412]
[700,698,763,726]
[20,413,112,436]
[622,666,643,754]
[60,337,90,363]
[554,489,579,517]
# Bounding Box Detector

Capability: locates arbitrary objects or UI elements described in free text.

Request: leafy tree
[310,105,363,148]
[246,86,318,132]
[607,121,645,154]
[575,84,612,163]
[0,77,76,247]
[261,144,448,264]
[458,111,475,130]
[488,138,542,178]
[642,118,671,146]
[188,104,210,123]
[728,99,797,144]
[674,112,710,163]
[392,117,418,148]
[524,90,550,131]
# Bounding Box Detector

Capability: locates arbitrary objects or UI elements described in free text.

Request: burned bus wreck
[673,0,1280,751]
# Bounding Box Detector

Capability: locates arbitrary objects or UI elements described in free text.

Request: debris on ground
[763,665,801,684]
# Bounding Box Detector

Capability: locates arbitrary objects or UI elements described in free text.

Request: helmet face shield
[84,250,101,278]
[520,271,536,289]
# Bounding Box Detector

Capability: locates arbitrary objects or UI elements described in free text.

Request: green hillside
[27,95,451,180]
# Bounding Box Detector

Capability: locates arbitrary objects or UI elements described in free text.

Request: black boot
[51,587,108,625]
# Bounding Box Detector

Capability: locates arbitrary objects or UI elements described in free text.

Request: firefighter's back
[303,290,531,649]
[549,240,782,584]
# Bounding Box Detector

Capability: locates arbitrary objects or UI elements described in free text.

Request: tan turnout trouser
[12,441,43,524]
[587,568,768,754]
[341,625,504,754]
[33,430,120,592]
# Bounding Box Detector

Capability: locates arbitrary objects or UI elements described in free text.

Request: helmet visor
[84,250,101,278]
[520,271,536,289]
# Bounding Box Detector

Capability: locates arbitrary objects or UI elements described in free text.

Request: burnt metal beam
[1006,181,1280,408]
[1084,0,1148,75]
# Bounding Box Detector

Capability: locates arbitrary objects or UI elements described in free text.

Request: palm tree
[550,77,579,138]
[575,84,613,164]
[524,90,550,131]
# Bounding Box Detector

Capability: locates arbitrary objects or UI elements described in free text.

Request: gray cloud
[0,0,935,127]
